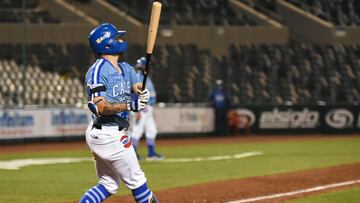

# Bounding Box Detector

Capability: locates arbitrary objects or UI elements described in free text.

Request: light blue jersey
[85,58,141,128]
[138,74,156,106]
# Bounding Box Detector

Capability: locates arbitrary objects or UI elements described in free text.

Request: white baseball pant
[85,122,147,194]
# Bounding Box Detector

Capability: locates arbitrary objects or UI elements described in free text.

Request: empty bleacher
[0,0,60,23]
[106,0,257,26]
[239,0,277,12]
[0,43,94,79]
[238,0,282,22]
[287,0,360,26]
[1,42,359,107]
[227,43,360,105]
[0,60,86,106]
[0,43,217,104]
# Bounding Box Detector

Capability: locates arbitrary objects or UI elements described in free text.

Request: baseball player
[79,23,158,203]
[130,57,163,161]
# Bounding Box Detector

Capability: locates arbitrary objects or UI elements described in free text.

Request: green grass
[287,186,360,203]
[0,137,359,203]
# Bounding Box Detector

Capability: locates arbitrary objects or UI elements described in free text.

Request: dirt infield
[106,163,360,203]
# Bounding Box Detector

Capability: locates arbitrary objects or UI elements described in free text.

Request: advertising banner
[321,106,360,133]
[256,106,321,133]
[233,105,359,134]
[0,106,214,140]
[0,108,92,140]
[154,107,214,133]
[0,104,358,140]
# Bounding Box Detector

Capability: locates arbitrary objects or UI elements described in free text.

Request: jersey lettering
[113,85,119,97]
[112,81,131,97]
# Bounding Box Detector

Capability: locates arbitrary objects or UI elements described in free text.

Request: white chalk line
[226,179,360,203]
[0,158,92,170]
[161,151,263,163]
[0,151,263,170]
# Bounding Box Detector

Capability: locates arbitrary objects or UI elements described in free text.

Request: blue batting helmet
[88,23,128,55]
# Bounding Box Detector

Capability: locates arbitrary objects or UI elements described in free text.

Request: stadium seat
[105,0,257,26]
[0,41,359,106]
[0,0,60,24]
[287,0,360,26]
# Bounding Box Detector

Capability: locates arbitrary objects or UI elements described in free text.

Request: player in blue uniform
[130,57,163,161]
[79,23,158,203]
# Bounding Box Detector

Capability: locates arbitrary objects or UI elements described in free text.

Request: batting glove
[138,89,150,103]
[127,97,146,112]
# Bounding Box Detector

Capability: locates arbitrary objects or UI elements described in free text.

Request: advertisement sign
[0,104,358,140]
[236,105,359,133]
[154,107,214,133]
[0,106,214,140]
[50,109,91,136]
[0,110,35,139]
[324,108,354,129]
[259,108,320,129]
[320,106,359,133]
[0,108,92,140]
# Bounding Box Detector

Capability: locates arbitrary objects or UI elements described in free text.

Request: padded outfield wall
[0,105,359,141]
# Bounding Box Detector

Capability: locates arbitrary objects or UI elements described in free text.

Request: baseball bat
[142,1,162,91]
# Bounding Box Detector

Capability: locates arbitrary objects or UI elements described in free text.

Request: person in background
[209,79,230,136]
[130,57,164,161]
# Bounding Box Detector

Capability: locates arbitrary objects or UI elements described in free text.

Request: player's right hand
[127,96,147,112]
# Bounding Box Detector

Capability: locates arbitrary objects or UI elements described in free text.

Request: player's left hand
[134,83,143,93]
[138,89,150,103]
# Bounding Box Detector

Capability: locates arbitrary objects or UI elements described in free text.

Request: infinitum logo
[0,112,34,127]
[51,111,88,125]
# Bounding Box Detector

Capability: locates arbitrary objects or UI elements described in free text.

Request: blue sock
[147,138,155,157]
[132,182,156,203]
[79,184,110,203]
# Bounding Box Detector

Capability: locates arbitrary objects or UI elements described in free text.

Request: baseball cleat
[146,153,164,161]
[148,192,159,203]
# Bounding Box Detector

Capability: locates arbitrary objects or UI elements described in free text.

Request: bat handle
[141,53,152,91]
